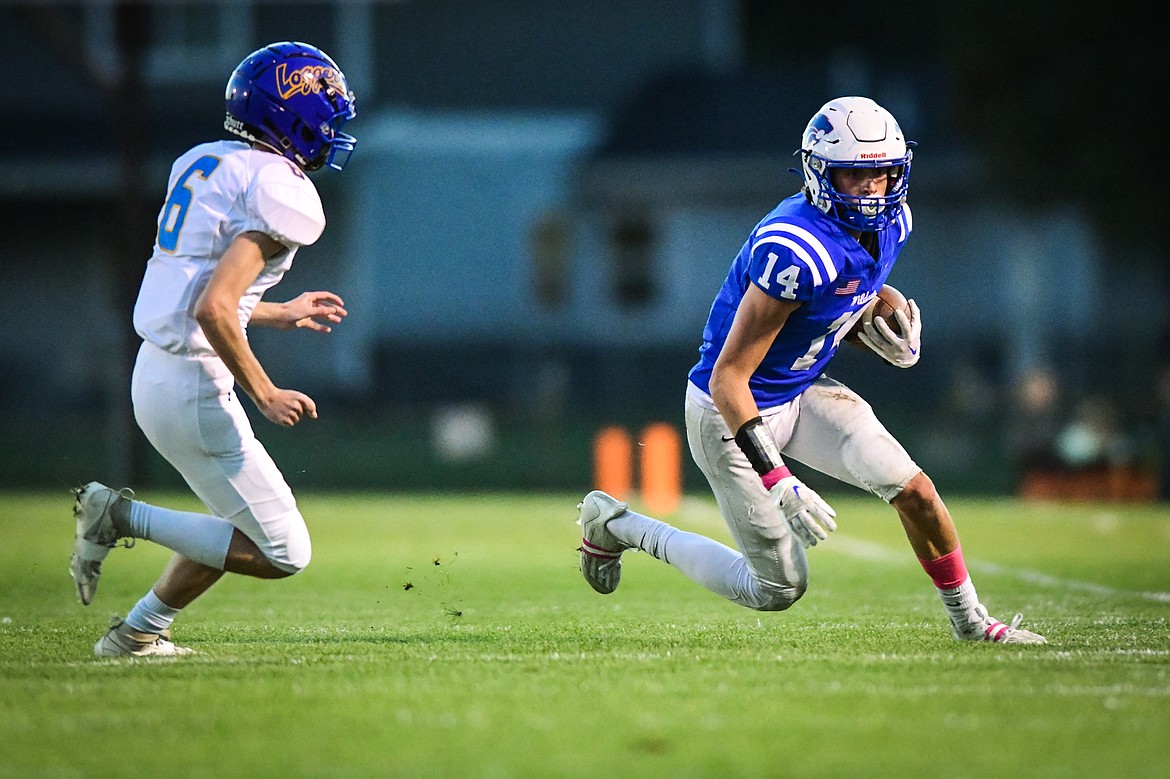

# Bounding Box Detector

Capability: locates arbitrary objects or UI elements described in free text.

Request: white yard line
[676,498,1170,604]
[829,536,1170,603]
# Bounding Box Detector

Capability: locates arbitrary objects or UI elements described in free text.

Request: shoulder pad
[249,158,325,247]
[751,219,840,292]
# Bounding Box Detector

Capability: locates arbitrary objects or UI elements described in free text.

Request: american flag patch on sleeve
[835,278,860,295]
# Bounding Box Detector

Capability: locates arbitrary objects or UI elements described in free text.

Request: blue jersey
[688,193,913,408]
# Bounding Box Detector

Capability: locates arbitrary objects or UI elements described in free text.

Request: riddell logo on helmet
[859,152,888,159]
[275,63,345,99]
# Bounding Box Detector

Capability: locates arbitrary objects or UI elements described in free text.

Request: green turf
[2,490,1168,778]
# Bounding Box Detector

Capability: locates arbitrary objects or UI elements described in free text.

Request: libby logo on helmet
[275,63,346,99]
[804,114,834,146]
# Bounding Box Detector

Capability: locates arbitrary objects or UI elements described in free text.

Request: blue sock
[129,501,234,569]
[125,589,180,635]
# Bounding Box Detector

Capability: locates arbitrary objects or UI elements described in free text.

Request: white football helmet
[800,96,912,232]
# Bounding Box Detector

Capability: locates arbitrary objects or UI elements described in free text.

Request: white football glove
[858,298,921,368]
[769,475,837,548]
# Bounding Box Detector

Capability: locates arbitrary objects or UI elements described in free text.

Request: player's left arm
[251,290,347,332]
[859,298,922,368]
[245,160,343,332]
[243,229,346,333]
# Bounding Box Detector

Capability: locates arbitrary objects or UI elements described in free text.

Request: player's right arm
[712,230,837,546]
[712,284,836,546]
[709,285,800,432]
[194,231,317,427]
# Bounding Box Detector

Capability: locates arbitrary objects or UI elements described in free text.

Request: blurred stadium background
[2,0,1166,500]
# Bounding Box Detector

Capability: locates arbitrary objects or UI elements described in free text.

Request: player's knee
[892,471,940,515]
[266,519,312,575]
[751,579,806,612]
[273,540,312,575]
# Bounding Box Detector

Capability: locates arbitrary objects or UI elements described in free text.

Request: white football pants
[130,341,311,572]
[665,377,919,610]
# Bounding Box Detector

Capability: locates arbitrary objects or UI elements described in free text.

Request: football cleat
[69,482,135,606]
[577,490,631,595]
[94,617,196,658]
[953,605,1047,644]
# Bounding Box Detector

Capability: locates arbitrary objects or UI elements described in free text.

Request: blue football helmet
[224,41,357,172]
[799,96,912,232]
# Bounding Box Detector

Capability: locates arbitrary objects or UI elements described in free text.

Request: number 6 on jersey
[157,155,221,253]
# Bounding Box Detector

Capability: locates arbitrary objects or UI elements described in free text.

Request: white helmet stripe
[752,223,838,285]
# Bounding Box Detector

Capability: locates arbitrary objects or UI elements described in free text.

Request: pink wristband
[761,465,792,491]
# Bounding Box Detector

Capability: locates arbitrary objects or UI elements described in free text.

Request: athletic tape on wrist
[733,416,785,478]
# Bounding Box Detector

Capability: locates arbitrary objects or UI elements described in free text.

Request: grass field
[2,490,1168,778]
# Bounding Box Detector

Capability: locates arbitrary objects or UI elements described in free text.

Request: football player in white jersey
[69,42,357,657]
[577,97,1046,644]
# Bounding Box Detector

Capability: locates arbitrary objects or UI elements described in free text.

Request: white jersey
[133,140,325,356]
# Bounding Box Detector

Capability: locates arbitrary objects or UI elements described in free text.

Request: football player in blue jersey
[577,96,1046,644]
[68,42,356,656]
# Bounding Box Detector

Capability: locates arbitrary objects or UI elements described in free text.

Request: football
[844,284,909,344]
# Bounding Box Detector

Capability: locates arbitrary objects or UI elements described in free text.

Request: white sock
[937,576,981,624]
[129,501,234,569]
[607,510,749,601]
[125,589,180,635]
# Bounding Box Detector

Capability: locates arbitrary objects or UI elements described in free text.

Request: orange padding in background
[593,425,633,501]
[639,422,682,515]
